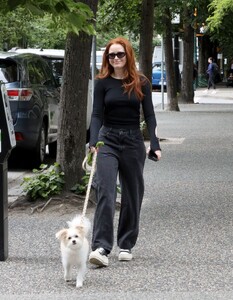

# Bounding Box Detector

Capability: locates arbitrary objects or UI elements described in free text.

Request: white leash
[81,150,97,221]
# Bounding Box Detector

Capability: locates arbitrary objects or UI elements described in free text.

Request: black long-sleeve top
[89,76,161,152]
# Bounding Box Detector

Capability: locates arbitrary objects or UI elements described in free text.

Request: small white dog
[56,215,91,288]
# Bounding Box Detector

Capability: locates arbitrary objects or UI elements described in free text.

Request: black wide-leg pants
[91,126,146,253]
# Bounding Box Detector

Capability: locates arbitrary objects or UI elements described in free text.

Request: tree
[154,1,181,111]
[207,0,233,58]
[96,0,142,56]
[162,7,179,111]
[2,0,97,192]
[3,0,93,30]
[0,7,33,49]
[57,0,98,191]
[180,6,195,103]
[139,0,154,82]
[0,8,67,50]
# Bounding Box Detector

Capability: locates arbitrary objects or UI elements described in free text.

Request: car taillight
[7,88,33,101]
[7,90,19,100]
[15,132,24,141]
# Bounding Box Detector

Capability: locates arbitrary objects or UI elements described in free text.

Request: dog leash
[81,150,97,222]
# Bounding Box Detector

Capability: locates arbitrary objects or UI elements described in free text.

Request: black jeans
[208,74,216,89]
[91,126,146,253]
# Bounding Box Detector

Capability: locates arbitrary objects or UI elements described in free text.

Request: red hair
[97,37,148,100]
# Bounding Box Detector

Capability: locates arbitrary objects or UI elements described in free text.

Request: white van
[9,48,93,137]
[152,46,163,63]
[96,50,104,70]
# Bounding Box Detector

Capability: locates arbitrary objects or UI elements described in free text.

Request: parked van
[152,46,163,63]
[95,50,104,70]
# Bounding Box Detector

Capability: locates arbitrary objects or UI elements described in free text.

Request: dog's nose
[72,240,76,245]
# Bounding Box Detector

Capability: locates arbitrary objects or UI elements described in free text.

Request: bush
[21,163,65,201]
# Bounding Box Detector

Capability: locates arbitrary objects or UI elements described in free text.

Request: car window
[152,63,165,72]
[44,58,63,79]
[41,61,58,87]
[28,61,43,84]
[28,60,56,86]
[0,59,18,83]
[153,65,162,71]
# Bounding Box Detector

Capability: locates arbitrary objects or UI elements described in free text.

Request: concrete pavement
[2,86,233,299]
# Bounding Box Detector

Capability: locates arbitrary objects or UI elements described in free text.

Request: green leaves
[96,0,141,38]
[207,0,233,56]
[71,174,90,195]
[3,0,95,36]
[22,162,65,201]
[87,141,104,166]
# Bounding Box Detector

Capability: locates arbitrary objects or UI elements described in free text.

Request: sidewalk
[3,85,233,299]
[8,170,28,203]
[152,84,233,111]
[8,85,233,202]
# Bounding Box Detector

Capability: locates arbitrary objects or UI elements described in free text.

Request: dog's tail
[67,215,91,236]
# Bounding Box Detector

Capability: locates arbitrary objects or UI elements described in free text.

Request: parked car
[9,48,93,141]
[9,48,65,83]
[0,51,60,166]
[152,62,166,90]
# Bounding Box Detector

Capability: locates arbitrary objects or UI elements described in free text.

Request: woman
[88,37,161,267]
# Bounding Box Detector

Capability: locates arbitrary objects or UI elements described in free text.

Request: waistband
[102,126,141,134]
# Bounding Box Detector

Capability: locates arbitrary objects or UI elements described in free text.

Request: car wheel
[48,141,57,158]
[32,122,47,167]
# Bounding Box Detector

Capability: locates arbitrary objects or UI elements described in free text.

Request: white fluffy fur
[56,215,91,288]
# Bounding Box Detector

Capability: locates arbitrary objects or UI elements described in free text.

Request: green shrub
[22,162,65,201]
[71,173,90,195]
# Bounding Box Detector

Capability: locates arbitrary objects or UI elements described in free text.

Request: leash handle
[81,150,97,220]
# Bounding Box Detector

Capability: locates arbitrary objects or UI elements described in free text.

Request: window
[28,60,56,86]
[0,60,18,83]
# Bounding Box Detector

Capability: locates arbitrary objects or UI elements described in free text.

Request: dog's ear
[75,225,85,236]
[55,229,67,240]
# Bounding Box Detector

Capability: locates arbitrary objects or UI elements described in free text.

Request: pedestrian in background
[88,36,161,267]
[205,57,217,94]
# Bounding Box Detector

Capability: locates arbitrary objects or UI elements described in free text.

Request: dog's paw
[76,280,83,288]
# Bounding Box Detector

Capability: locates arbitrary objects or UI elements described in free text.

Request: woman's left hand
[147,147,162,160]
[155,150,161,160]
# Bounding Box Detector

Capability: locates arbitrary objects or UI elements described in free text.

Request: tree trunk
[163,8,179,111]
[180,9,194,104]
[57,0,98,191]
[198,35,213,87]
[139,0,154,82]
[139,0,154,139]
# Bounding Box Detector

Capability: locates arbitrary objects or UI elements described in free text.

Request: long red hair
[97,37,148,100]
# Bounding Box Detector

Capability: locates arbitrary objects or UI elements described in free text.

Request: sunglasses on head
[107,52,126,59]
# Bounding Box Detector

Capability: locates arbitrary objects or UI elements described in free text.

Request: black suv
[0,51,60,166]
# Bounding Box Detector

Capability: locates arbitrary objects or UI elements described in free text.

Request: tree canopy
[207,0,233,57]
[3,0,95,35]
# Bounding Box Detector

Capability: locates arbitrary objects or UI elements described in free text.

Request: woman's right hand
[89,146,97,153]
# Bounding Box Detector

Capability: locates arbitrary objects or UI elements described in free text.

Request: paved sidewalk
[152,84,233,110]
[2,86,233,299]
